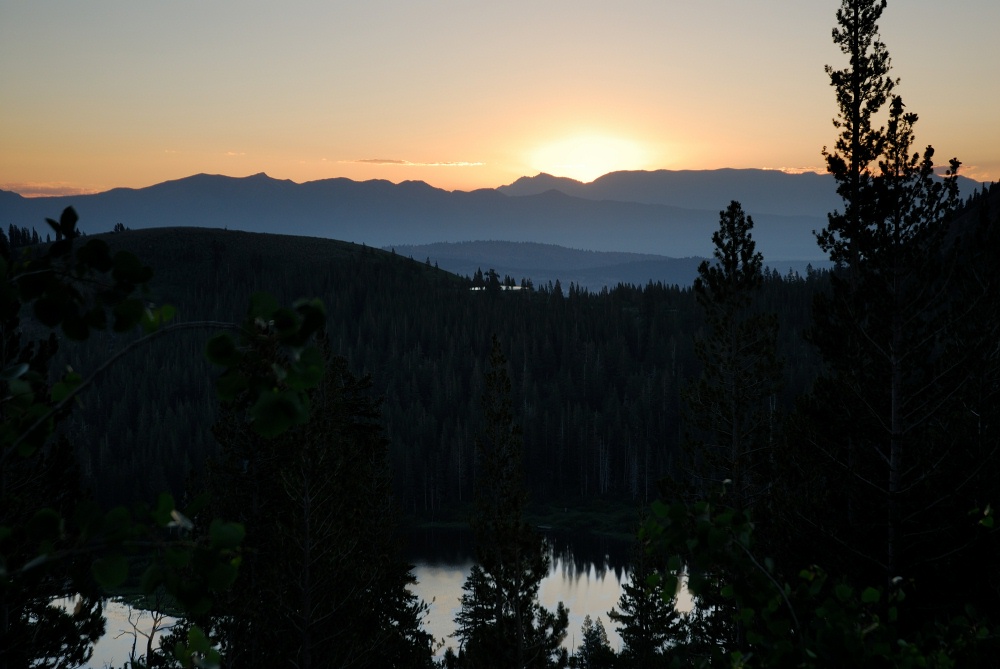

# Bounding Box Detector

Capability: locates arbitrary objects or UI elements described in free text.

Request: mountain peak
[498,173,585,197]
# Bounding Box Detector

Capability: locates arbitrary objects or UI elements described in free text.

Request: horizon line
[1,166,845,199]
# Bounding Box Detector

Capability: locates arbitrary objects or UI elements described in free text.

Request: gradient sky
[2,1,997,196]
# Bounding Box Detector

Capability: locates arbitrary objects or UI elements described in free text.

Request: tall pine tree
[453,336,569,669]
[794,0,1000,633]
[684,200,782,513]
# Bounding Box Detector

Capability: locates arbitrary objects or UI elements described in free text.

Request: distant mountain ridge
[388,240,706,290]
[1,169,986,272]
[391,241,831,292]
[498,168,985,218]
[391,240,667,270]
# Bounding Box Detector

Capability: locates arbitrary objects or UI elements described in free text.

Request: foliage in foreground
[642,494,994,668]
[0,206,333,667]
[162,345,434,668]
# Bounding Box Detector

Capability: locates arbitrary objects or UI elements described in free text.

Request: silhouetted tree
[684,200,781,512]
[790,0,1000,640]
[0,436,105,669]
[486,268,501,292]
[572,616,614,669]
[608,537,682,668]
[183,342,433,669]
[0,209,311,669]
[453,336,569,668]
[472,268,486,290]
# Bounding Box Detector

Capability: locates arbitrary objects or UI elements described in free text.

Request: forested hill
[387,240,708,292]
[388,240,834,292]
[51,225,825,516]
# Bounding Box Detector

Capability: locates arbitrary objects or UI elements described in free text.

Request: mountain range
[498,168,844,216]
[1,169,986,288]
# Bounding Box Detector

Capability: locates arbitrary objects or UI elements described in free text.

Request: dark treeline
[53,227,826,515]
[3,224,46,249]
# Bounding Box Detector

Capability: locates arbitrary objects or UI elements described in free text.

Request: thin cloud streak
[959,166,998,184]
[1,182,102,198]
[762,166,825,175]
[933,164,997,184]
[344,159,485,167]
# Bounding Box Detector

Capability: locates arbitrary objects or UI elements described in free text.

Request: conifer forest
[2,1,999,667]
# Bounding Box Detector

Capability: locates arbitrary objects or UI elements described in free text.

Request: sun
[528,134,650,183]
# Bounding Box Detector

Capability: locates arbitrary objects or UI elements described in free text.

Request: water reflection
[74,598,176,668]
[82,528,637,665]
[407,528,632,655]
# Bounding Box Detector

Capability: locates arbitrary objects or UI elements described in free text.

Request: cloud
[959,166,997,184]
[935,164,997,184]
[0,182,102,198]
[762,166,825,175]
[343,158,484,167]
[225,151,247,157]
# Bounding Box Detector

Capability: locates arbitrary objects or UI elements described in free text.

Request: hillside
[389,240,832,291]
[388,240,706,290]
[42,224,823,514]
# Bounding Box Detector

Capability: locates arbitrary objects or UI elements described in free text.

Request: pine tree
[453,336,569,668]
[819,0,896,271]
[795,0,1000,631]
[671,201,784,655]
[573,616,614,669]
[608,539,682,668]
[684,200,782,513]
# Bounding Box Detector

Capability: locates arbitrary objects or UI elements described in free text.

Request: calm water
[69,597,177,668]
[407,527,634,656]
[81,529,637,666]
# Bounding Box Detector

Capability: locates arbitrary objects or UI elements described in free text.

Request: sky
[2,1,998,196]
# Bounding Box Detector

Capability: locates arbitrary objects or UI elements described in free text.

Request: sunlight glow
[529,135,651,183]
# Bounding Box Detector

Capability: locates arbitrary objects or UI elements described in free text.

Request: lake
[80,528,643,666]
[407,527,634,656]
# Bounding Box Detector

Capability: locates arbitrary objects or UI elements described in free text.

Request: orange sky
[2,1,998,196]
